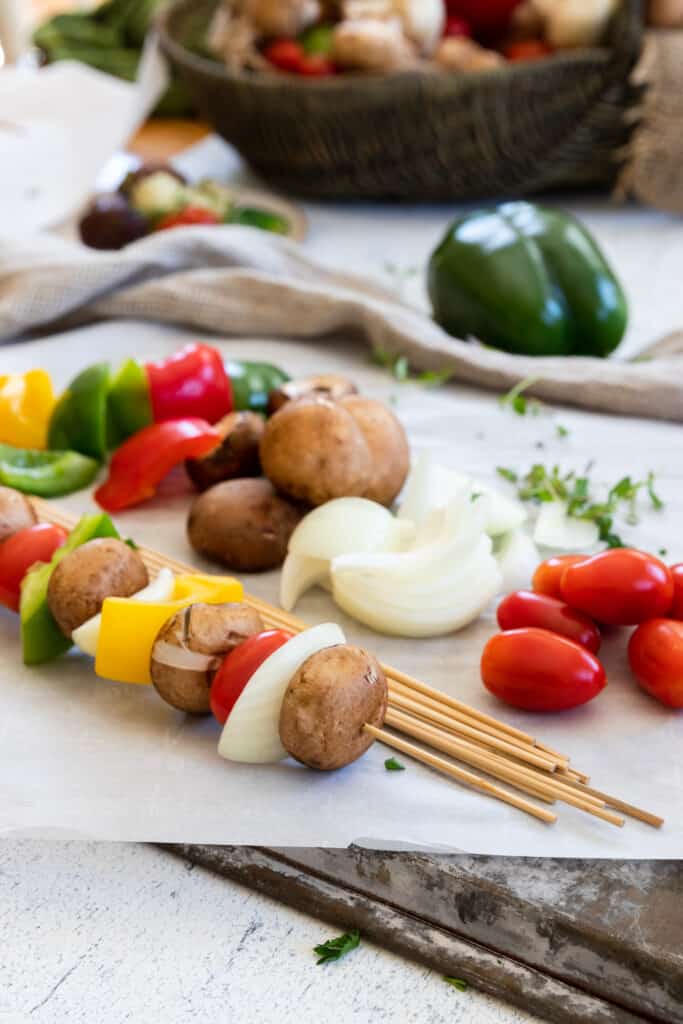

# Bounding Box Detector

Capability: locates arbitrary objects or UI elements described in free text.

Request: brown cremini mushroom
[0,486,37,543]
[279,644,388,770]
[151,602,264,714]
[339,395,410,506]
[47,538,149,637]
[185,411,265,492]
[267,374,358,416]
[259,396,374,507]
[187,478,301,572]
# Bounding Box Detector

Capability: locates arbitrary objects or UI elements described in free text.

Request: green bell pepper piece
[48,364,111,460]
[106,359,153,448]
[225,361,290,415]
[228,206,291,236]
[20,513,119,665]
[300,24,334,55]
[428,202,628,358]
[0,445,99,498]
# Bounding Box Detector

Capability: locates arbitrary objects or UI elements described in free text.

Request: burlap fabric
[1,228,681,421]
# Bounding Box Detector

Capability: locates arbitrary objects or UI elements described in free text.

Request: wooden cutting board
[166,845,683,1024]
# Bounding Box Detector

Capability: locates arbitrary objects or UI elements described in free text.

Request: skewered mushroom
[332,17,418,71]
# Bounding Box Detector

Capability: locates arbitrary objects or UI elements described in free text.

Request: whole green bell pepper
[0,445,99,498]
[225,360,290,414]
[428,202,628,358]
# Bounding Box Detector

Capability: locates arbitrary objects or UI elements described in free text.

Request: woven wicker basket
[158,0,644,200]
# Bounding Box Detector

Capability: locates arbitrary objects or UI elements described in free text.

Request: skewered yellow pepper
[0,370,57,449]
[95,573,243,685]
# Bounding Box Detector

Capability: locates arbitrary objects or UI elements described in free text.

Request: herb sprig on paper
[371,347,453,388]
[496,464,665,548]
[384,757,405,772]
[314,929,361,965]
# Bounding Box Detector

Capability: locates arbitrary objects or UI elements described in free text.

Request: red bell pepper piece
[155,207,220,231]
[94,419,221,512]
[0,523,68,612]
[145,343,233,425]
[446,0,522,38]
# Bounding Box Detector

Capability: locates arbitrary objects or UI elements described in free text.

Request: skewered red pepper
[95,419,221,512]
[145,344,233,425]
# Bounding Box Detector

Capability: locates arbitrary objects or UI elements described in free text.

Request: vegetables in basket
[428,202,628,358]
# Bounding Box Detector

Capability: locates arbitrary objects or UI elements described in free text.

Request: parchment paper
[1,322,682,856]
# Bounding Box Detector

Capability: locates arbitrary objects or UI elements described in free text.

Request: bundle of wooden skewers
[37,500,664,832]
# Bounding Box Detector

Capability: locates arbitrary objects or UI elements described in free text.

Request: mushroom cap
[151,602,264,714]
[47,538,149,636]
[279,645,387,770]
[0,486,37,543]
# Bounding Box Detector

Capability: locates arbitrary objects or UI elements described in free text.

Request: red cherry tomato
[497,590,601,653]
[298,54,336,76]
[446,0,523,37]
[671,564,683,620]
[444,15,472,36]
[628,619,683,709]
[503,39,553,61]
[481,628,606,712]
[0,523,68,612]
[264,39,306,72]
[532,555,588,600]
[210,629,293,725]
[561,549,674,626]
[155,207,220,231]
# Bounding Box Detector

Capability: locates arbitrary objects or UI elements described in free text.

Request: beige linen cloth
[1,228,682,421]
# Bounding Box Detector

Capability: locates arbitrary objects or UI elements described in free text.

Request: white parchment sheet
[1,322,682,855]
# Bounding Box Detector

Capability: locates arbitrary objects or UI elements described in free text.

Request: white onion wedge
[495,529,541,593]
[289,497,414,560]
[331,497,501,637]
[280,554,329,613]
[399,455,526,537]
[218,623,346,764]
[72,568,175,657]
[534,502,600,552]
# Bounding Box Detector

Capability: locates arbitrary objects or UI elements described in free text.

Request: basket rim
[157,0,615,94]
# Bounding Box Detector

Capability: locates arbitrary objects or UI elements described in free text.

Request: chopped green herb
[444,977,468,992]
[556,424,570,438]
[384,757,405,772]
[659,548,668,558]
[497,464,665,549]
[370,347,452,387]
[314,929,361,965]
[415,369,454,387]
[470,492,483,503]
[124,537,138,550]
[499,376,542,417]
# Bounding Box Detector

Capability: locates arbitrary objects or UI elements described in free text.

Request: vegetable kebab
[0,485,388,773]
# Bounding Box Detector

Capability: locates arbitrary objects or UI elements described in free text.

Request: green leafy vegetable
[384,757,406,772]
[314,929,361,965]
[497,464,665,549]
[444,977,468,992]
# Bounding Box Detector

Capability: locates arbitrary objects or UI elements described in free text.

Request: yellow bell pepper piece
[95,574,243,685]
[0,370,57,449]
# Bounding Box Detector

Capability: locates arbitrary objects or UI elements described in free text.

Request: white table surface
[4,134,683,1023]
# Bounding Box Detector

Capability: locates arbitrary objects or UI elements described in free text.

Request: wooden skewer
[31,500,663,830]
[388,689,561,772]
[553,777,664,830]
[364,725,558,825]
[388,679,570,767]
[386,710,625,828]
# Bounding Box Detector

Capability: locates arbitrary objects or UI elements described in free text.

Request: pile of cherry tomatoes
[481,549,683,712]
